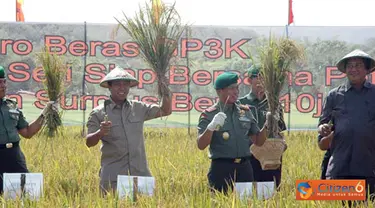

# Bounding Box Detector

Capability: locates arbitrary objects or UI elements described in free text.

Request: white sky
[0,0,374,26]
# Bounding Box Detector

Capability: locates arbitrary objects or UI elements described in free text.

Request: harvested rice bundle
[250,34,305,170]
[113,0,187,98]
[258,35,304,138]
[35,45,66,138]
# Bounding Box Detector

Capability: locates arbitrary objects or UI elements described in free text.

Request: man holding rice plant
[85,66,172,194]
[0,65,58,194]
[239,65,287,190]
[318,49,375,206]
[197,71,269,194]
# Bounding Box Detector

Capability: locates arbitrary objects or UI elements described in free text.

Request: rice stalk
[112,0,188,98]
[256,33,305,138]
[35,45,66,138]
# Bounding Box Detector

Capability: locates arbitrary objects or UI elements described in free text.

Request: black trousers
[320,150,331,180]
[249,155,282,190]
[331,175,375,208]
[208,157,254,194]
[0,146,29,194]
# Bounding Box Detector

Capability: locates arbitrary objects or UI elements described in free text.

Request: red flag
[288,0,293,25]
[16,0,25,22]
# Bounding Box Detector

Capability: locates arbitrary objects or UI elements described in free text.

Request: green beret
[0,66,5,79]
[214,72,239,89]
[247,64,261,78]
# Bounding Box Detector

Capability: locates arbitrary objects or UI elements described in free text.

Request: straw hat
[99,66,139,88]
[336,49,375,74]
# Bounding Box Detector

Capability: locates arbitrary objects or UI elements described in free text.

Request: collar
[106,96,131,110]
[246,90,266,102]
[344,79,372,92]
[216,100,235,112]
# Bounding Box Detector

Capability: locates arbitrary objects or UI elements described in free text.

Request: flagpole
[15,0,17,21]
[186,27,191,136]
[286,0,291,135]
[81,21,87,137]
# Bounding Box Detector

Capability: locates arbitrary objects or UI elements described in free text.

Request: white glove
[207,112,227,131]
[41,101,59,117]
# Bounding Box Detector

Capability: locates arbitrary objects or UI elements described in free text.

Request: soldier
[197,71,269,194]
[318,49,375,206]
[86,66,172,195]
[239,65,287,190]
[0,65,58,194]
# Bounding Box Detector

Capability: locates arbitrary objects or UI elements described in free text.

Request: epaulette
[205,106,217,113]
[5,98,17,104]
[5,98,18,109]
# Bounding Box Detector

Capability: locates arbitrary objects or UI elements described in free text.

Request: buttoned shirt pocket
[127,114,144,135]
[108,123,124,140]
[238,116,252,129]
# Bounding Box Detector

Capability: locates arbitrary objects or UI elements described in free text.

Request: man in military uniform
[239,65,287,190]
[86,66,172,195]
[0,65,58,194]
[318,49,375,206]
[197,71,269,194]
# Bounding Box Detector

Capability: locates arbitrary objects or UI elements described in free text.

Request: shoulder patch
[199,112,208,120]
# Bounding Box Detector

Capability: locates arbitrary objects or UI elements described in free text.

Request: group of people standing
[1,49,375,206]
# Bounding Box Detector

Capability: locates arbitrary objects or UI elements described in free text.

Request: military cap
[336,49,375,74]
[0,66,5,79]
[214,72,239,90]
[247,64,261,78]
[99,66,139,88]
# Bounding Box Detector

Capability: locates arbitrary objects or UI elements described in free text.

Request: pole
[186,27,191,135]
[81,21,87,136]
[286,0,291,136]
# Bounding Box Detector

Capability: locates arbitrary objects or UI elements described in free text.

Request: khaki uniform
[0,97,29,193]
[87,98,162,190]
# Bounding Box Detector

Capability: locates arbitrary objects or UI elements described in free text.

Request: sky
[0,0,374,26]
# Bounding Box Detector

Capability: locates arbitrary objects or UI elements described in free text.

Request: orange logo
[296,180,366,200]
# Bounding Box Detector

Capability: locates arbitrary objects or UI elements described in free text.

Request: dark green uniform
[0,66,30,194]
[239,65,286,190]
[197,72,261,193]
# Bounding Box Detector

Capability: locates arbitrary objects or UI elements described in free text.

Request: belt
[0,141,19,149]
[213,157,249,164]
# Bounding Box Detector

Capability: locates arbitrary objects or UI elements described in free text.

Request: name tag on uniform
[117,175,155,200]
[238,116,251,122]
[235,181,275,200]
[3,173,43,201]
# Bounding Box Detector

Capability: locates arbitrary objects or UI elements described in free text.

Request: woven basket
[250,139,286,170]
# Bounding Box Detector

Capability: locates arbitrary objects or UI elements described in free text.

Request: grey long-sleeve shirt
[319,80,375,178]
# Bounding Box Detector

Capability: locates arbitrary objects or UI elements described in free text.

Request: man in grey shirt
[318,49,375,206]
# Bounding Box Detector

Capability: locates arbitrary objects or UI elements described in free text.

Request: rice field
[0,127,370,207]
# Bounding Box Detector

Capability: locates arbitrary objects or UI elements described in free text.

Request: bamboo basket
[250,139,286,170]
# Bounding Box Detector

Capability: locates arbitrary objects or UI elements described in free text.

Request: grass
[0,127,368,207]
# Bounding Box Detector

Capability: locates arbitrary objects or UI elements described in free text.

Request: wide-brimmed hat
[99,66,139,88]
[336,49,375,74]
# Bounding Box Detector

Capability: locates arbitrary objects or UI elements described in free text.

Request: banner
[1,22,375,129]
